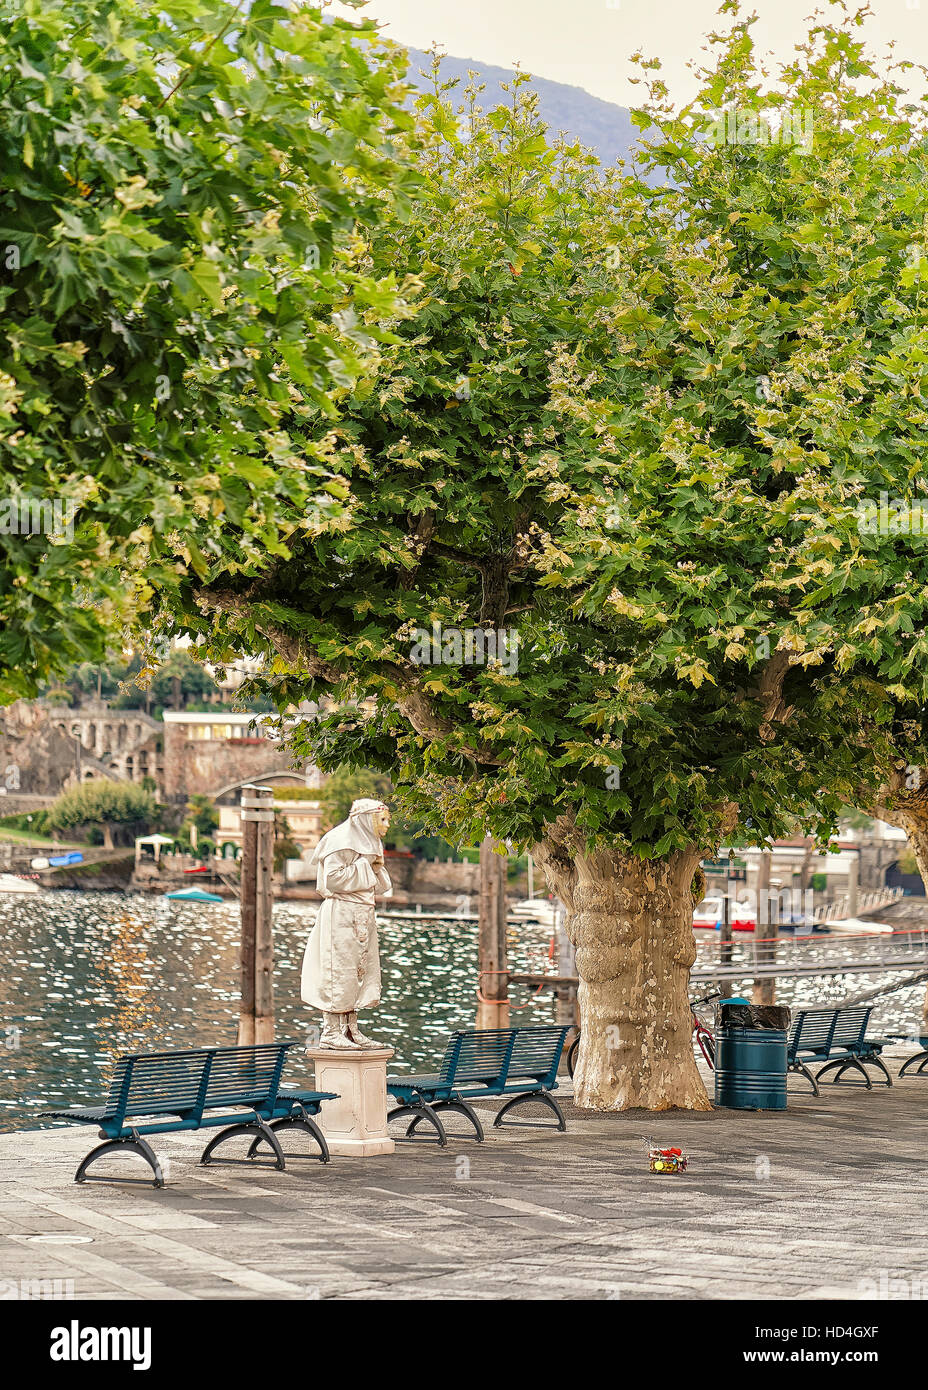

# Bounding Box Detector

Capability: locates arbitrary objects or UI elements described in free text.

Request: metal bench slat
[391,1026,570,1101]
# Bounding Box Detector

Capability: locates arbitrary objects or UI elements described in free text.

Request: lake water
[0,892,555,1132]
[1,892,924,1132]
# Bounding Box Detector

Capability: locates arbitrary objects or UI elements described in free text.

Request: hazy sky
[333,0,928,107]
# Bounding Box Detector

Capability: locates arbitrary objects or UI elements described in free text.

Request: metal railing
[691,922,928,981]
[811,885,905,922]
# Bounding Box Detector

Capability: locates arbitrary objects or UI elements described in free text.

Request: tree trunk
[535,835,710,1111]
[896,818,928,1033]
[872,780,928,1032]
[102,822,114,851]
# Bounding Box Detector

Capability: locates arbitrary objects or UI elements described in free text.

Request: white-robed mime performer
[301,798,392,1050]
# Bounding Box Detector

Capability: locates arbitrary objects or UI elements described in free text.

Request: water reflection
[2,892,923,1132]
[0,893,553,1131]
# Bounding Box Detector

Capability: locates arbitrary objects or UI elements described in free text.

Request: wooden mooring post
[476,835,509,1030]
[238,784,275,1045]
[752,848,777,1005]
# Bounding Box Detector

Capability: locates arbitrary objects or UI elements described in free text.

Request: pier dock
[2,1049,926,1302]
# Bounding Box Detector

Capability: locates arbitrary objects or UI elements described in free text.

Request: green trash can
[714,999,789,1110]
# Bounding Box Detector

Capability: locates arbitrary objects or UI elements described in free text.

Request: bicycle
[565,990,721,1078]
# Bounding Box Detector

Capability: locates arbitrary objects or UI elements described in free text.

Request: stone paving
[1,1050,926,1301]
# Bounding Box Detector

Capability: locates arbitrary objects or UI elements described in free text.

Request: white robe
[300,848,391,1013]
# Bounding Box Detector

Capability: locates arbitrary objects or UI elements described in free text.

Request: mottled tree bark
[896,818,928,1032]
[872,783,928,1033]
[534,830,711,1112]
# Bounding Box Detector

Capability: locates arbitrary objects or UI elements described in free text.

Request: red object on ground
[183,866,209,874]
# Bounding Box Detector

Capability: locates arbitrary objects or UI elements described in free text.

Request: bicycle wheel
[566,1033,580,1078]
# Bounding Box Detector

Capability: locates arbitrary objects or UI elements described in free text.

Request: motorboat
[692,896,755,931]
[693,896,723,929]
[0,873,40,893]
[164,887,224,903]
[509,898,560,928]
[823,917,895,936]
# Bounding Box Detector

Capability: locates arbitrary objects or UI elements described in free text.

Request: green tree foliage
[170,13,928,1109]
[183,793,219,838]
[68,661,125,702]
[317,765,393,832]
[175,792,219,855]
[238,17,928,857]
[46,776,157,846]
[148,650,218,708]
[315,763,433,848]
[46,646,275,711]
[272,810,302,872]
[191,67,626,839]
[0,0,414,701]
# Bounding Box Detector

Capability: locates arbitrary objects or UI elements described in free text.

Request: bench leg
[247,1111,330,1164]
[493,1090,567,1132]
[201,1119,286,1171]
[387,1102,447,1147]
[899,1049,928,1077]
[789,1061,820,1096]
[862,1053,893,1087]
[442,1099,485,1142]
[75,1133,164,1189]
[816,1058,871,1089]
[408,1099,484,1142]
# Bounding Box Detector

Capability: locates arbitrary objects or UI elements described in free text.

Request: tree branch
[196,585,505,766]
[428,539,489,570]
[743,649,797,742]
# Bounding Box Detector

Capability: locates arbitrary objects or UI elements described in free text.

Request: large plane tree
[0,0,413,701]
[175,12,928,1110]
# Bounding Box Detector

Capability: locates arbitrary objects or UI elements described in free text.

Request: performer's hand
[371,855,384,869]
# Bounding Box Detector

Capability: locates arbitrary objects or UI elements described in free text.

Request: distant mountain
[404,48,641,169]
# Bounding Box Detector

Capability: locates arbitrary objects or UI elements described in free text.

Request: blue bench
[387,1025,571,1146]
[880,1033,928,1077]
[42,1042,337,1187]
[787,1007,891,1095]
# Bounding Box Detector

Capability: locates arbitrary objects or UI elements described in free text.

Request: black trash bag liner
[717,1002,791,1030]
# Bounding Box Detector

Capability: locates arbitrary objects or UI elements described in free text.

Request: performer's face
[373,806,391,838]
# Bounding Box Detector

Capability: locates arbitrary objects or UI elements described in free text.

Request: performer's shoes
[319,1013,364,1050]
[346,1012,381,1047]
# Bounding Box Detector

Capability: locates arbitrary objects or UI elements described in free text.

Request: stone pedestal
[306,1045,395,1157]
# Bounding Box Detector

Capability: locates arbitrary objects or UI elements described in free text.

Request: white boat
[510,898,560,928]
[0,872,40,893]
[693,895,723,929]
[823,917,895,936]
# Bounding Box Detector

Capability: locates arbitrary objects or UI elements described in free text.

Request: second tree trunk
[538,839,711,1111]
